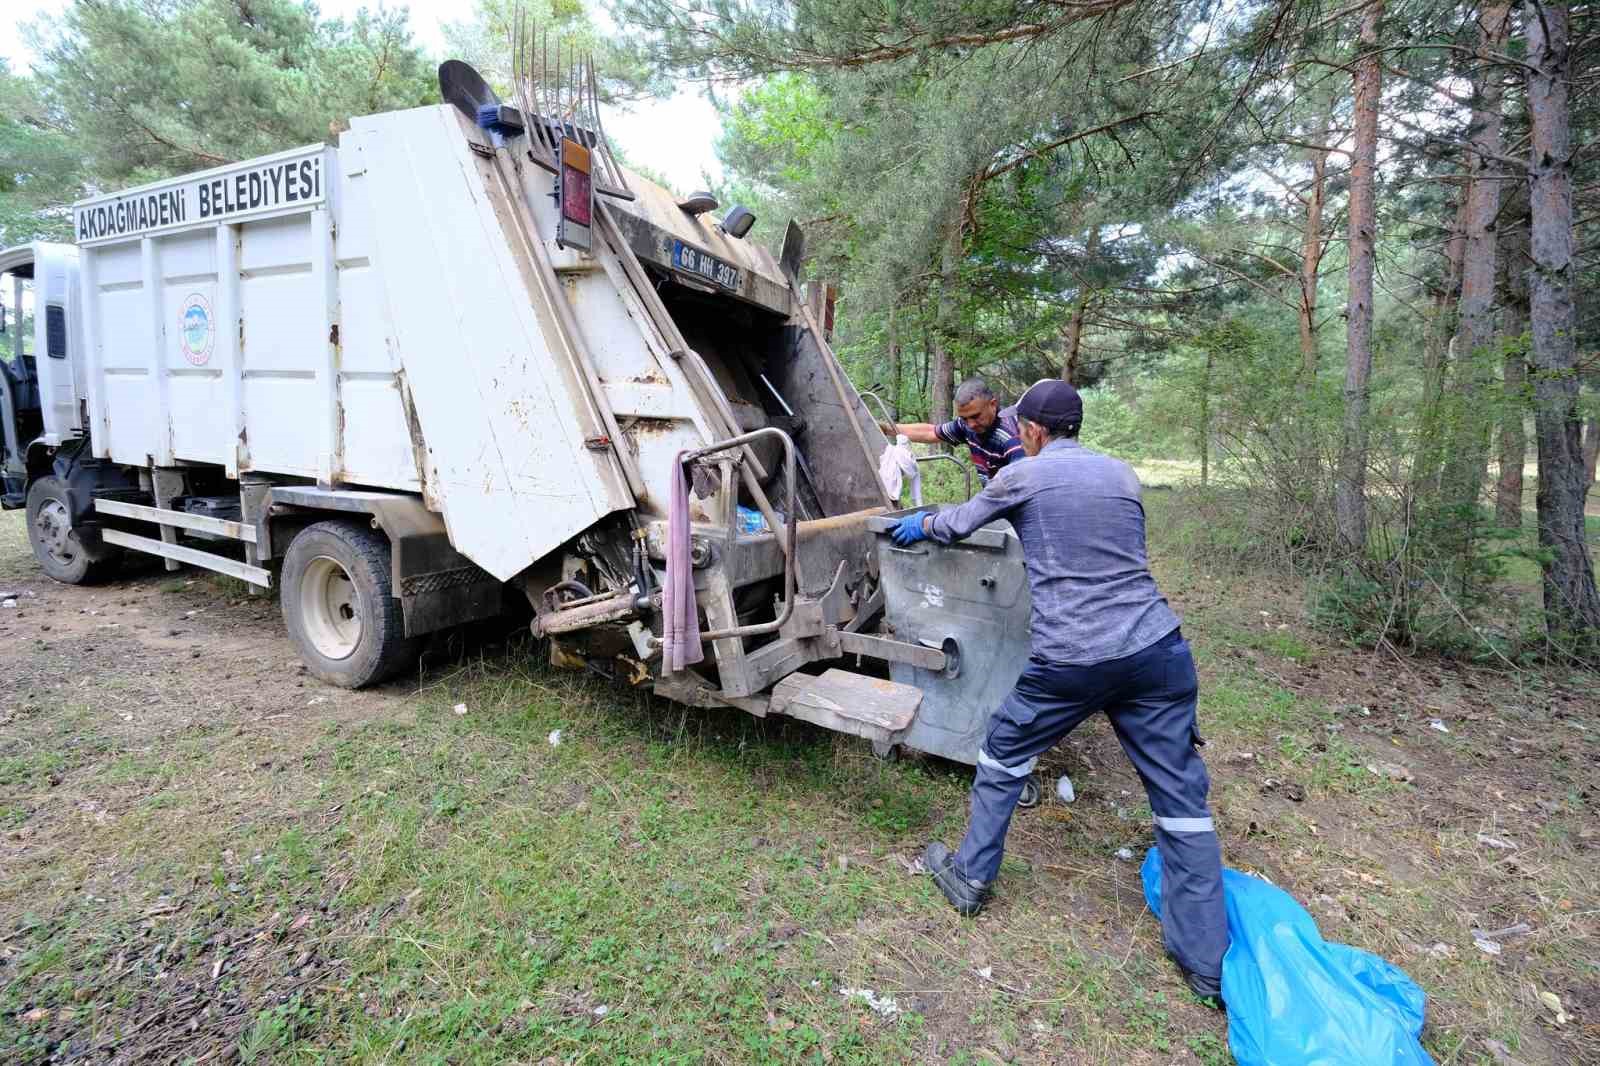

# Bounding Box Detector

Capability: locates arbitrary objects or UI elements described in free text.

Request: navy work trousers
[952,627,1229,983]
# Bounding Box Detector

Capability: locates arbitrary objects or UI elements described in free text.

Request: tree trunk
[1199,348,1213,488]
[1063,304,1086,385]
[1438,0,1512,517]
[1495,194,1532,528]
[1495,308,1527,528]
[1524,0,1600,639]
[1423,183,1472,402]
[1063,227,1101,384]
[1414,181,1471,497]
[1584,411,1599,491]
[1298,104,1333,380]
[929,202,963,427]
[888,304,902,418]
[1335,0,1384,550]
[919,295,931,406]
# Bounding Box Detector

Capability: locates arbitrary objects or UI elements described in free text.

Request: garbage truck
[0,58,1033,772]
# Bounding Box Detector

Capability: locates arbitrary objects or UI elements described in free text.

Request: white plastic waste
[877,435,923,506]
[1056,774,1076,803]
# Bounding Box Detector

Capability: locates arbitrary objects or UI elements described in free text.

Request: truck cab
[0,242,86,507]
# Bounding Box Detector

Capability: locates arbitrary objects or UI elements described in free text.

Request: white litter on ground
[547,729,563,747]
[838,987,900,1017]
[453,703,468,716]
[1056,775,1076,803]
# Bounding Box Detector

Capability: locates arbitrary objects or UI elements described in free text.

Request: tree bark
[1438,0,1512,516]
[1200,347,1213,488]
[929,200,964,427]
[1335,0,1384,550]
[1062,227,1101,384]
[1414,181,1471,498]
[1495,194,1531,528]
[888,303,902,417]
[1524,0,1600,639]
[1423,183,1472,401]
[1584,411,1599,492]
[1495,308,1527,528]
[1298,104,1333,380]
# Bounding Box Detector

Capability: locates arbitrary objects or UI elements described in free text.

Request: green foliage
[650,0,1245,417]
[0,307,34,365]
[1077,386,1185,461]
[440,0,665,102]
[239,994,318,1063]
[2,0,438,242]
[0,61,81,244]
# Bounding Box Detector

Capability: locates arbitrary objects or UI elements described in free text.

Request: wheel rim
[33,498,78,567]
[299,555,362,660]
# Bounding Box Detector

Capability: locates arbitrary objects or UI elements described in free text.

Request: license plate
[672,240,740,290]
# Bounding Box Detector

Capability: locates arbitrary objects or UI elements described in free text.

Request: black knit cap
[1016,379,1084,433]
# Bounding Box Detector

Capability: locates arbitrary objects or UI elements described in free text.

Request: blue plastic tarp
[1141,848,1434,1066]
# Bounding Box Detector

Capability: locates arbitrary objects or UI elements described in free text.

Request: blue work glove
[891,512,929,546]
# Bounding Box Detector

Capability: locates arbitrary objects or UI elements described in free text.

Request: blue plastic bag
[1141,848,1433,1066]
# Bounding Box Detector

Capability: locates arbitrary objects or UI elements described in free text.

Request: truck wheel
[281,520,420,688]
[25,476,120,585]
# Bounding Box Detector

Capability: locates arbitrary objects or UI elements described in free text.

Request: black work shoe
[923,841,991,917]
[1179,965,1225,1009]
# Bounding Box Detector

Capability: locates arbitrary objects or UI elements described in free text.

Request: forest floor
[0,493,1596,1066]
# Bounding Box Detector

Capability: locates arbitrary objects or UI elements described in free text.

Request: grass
[2,490,1598,1064]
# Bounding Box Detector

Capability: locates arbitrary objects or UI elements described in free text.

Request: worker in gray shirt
[889,378,1229,1002]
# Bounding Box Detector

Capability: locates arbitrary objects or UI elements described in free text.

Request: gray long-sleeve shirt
[925,438,1180,665]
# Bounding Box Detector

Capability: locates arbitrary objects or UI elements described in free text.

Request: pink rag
[661,451,705,673]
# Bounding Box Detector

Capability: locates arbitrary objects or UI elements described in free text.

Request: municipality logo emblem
[180,294,214,366]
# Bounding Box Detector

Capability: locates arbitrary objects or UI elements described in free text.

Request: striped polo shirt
[935,405,1025,482]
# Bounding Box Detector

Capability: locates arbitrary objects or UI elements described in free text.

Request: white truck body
[73,125,648,581]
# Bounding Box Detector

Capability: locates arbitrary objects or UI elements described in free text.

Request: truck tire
[281,520,421,688]
[25,476,121,585]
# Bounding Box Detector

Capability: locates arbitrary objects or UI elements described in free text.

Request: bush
[1078,388,1185,461]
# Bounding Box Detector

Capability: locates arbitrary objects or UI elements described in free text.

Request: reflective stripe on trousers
[950,629,1229,981]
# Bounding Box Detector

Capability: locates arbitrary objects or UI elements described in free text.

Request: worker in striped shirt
[882,378,1023,485]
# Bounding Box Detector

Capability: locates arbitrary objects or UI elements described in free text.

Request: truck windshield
[0,270,32,365]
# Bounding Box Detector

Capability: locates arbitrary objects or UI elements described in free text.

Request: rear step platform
[768,669,922,743]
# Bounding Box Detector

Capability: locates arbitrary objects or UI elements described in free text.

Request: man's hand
[891,512,929,546]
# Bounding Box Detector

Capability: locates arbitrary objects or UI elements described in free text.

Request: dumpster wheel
[281,520,421,688]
